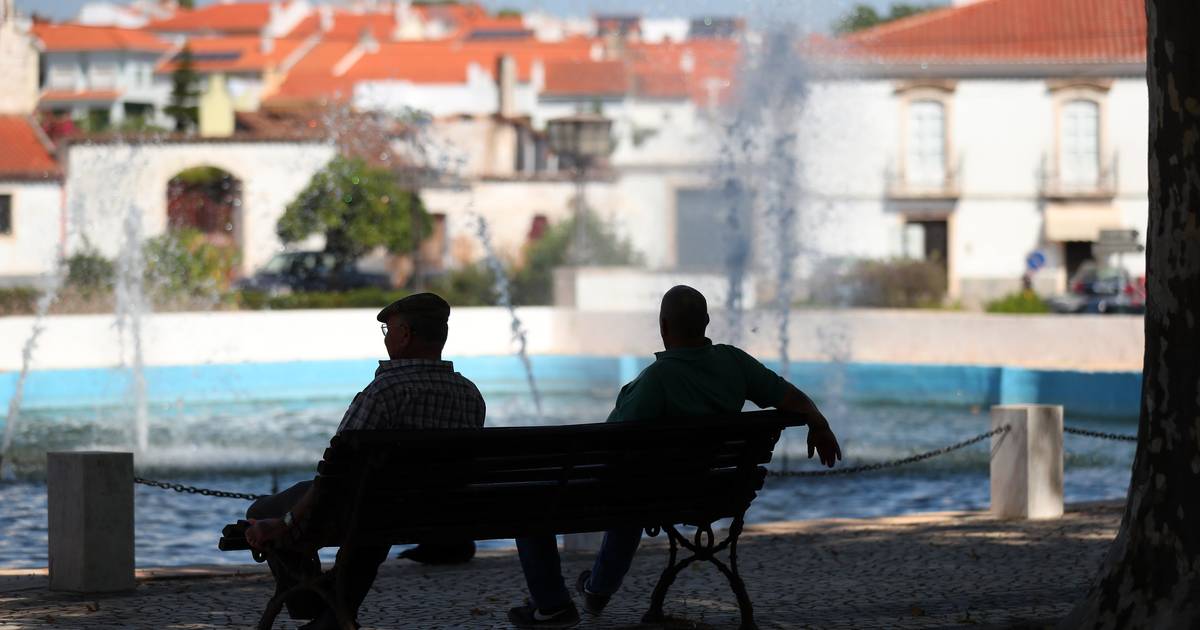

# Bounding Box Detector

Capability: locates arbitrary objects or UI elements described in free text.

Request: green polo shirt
[606,340,788,423]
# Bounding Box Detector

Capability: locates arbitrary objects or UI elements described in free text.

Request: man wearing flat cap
[244,293,486,630]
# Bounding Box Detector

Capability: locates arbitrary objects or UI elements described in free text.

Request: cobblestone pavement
[0,503,1120,630]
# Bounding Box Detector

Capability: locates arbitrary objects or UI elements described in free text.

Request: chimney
[199,73,236,138]
[260,35,274,54]
[496,54,517,118]
[319,5,333,32]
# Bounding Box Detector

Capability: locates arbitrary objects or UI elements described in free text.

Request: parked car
[236,251,392,294]
[1048,262,1145,314]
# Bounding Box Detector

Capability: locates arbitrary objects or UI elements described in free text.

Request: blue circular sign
[1026,251,1046,272]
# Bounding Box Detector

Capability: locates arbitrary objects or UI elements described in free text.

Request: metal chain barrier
[134,477,267,501]
[1063,426,1138,442]
[769,425,1010,478]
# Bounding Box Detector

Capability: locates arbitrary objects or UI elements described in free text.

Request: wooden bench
[219,410,805,630]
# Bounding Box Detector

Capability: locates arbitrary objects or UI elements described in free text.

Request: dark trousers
[516,528,643,610]
[246,481,390,621]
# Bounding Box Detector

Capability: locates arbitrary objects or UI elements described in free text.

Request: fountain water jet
[473,214,543,418]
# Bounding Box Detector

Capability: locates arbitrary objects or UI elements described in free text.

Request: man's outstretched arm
[777,383,842,468]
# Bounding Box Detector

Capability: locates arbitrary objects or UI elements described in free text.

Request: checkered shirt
[336,359,486,433]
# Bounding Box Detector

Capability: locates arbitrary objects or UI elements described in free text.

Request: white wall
[354,65,538,118]
[0,307,1145,373]
[64,141,336,275]
[0,180,62,279]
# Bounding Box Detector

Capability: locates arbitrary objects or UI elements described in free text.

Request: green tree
[165,44,199,132]
[178,0,195,8]
[834,3,937,34]
[277,155,431,272]
[510,212,639,305]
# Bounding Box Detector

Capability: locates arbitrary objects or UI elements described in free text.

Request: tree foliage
[833,3,937,34]
[277,155,431,270]
[165,44,199,132]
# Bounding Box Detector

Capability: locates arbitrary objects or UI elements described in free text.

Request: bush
[0,286,38,316]
[143,228,239,299]
[511,212,640,305]
[428,264,498,307]
[811,258,947,308]
[985,289,1050,314]
[65,246,114,297]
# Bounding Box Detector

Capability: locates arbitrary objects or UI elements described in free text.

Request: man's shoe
[506,601,580,628]
[575,570,611,616]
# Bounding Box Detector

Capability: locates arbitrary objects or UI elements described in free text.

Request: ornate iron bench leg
[642,525,681,624]
[643,517,757,629]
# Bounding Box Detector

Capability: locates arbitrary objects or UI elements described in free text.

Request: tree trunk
[1064,1,1200,627]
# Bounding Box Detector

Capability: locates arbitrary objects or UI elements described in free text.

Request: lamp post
[546,114,613,265]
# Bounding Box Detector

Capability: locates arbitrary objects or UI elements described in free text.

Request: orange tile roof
[543,60,628,96]
[31,22,171,53]
[146,2,274,34]
[830,0,1145,64]
[633,72,689,100]
[156,36,306,74]
[263,41,358,106]
[0,116,61,180]
[287,12,397,41]
[39,90,122,102]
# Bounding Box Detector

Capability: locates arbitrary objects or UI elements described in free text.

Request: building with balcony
[803,0,1146,306]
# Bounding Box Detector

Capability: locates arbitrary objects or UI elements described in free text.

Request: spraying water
[113,200,151,453]
[473,215,543,417]
[720,28,810,379]
[0,266,66,478]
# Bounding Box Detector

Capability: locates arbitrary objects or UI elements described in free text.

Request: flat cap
[377,292,451,324]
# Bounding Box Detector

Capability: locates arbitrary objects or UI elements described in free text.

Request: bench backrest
[310,410,800,545]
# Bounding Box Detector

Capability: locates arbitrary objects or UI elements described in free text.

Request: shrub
[143,228,239,299]
[0,286,38,316]
[985,290,1050,314]
[811,258,947,308]
[428,264,498,307]
[510,212,640,305]
[65,246,114,297]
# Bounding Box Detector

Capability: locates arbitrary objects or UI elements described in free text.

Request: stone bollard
[990,405,1063,520]
[47,452,135,592]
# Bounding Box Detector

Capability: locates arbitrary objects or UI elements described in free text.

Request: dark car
[1049,262,1145,314]
[236,251,393,294]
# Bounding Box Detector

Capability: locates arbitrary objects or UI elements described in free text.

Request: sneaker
[507,600,581,628]
[575,570,611,616]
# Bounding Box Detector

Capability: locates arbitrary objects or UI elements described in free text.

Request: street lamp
[546,114,613,265]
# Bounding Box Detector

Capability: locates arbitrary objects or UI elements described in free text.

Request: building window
[0,195,12,235]
[906,100,946,187]
[1060,99,1101,189]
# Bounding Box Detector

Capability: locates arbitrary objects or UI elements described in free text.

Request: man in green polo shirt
[509,285,841,628]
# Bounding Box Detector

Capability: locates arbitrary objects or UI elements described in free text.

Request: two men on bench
[243,293,486,630]
[508,285,843,628]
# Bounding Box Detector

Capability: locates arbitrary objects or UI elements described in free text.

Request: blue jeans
[516,528,643,610]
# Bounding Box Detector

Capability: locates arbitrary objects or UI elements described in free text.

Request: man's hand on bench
[807,417,842,468]
[245,518,290,550]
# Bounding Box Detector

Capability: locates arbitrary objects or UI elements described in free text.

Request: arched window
[1059,99,1100,189]
[907,100,946,187]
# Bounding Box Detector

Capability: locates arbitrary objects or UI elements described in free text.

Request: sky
[14,0,948,33]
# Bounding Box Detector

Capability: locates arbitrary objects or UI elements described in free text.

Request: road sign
[1098,229,1139,245]
[1096,229,1143,256]
[1025,250,1046,272]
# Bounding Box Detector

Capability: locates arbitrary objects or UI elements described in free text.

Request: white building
[31,22,174,128]
[771,0,1148,306]
[0,116,63,287]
